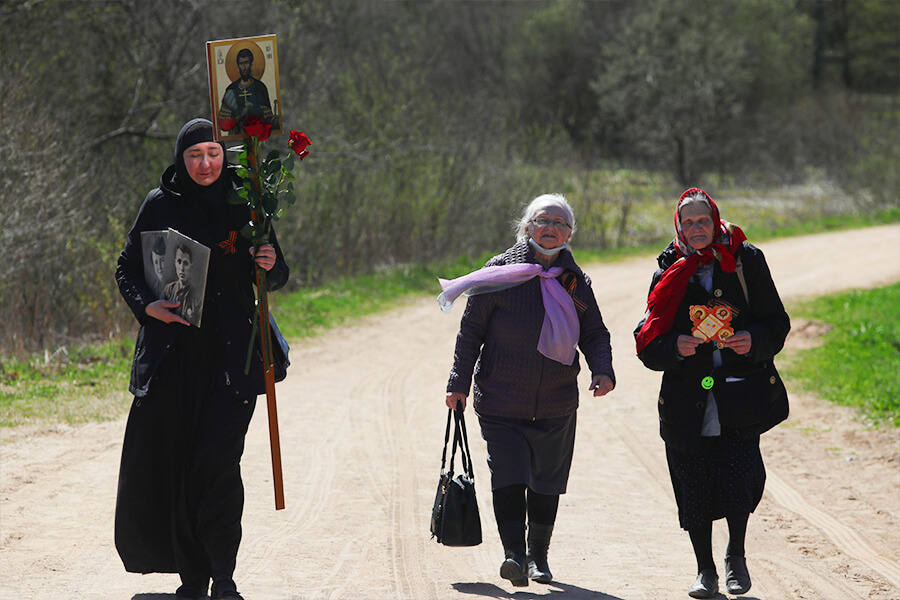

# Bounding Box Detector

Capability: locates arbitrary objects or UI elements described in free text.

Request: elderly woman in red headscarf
[634,189,790,599]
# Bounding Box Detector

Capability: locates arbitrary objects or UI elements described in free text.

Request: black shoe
[175,582,208,599]
[211,579,244,600]
[725,554,752,594]
[499,553,529,587]
[496,520,529,587]
[688,568,718,599]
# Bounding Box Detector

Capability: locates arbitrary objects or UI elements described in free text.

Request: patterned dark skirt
[665,431,766,530]
[476,410,577,495]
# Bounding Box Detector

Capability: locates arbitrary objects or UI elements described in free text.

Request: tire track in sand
[765,468,900,589]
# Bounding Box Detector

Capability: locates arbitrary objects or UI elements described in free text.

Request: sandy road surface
[2,224,899,600]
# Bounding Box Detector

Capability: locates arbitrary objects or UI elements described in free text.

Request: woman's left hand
[250,244,277,271]
[589,374,614,397]
[723,330,752,355]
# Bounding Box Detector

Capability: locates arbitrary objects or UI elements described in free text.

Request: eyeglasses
[531,217,571,230]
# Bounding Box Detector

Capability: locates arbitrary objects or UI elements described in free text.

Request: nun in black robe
[114,118,288,600]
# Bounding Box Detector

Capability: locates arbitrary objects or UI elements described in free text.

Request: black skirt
[665,431,766,530]
[477,410,577,495]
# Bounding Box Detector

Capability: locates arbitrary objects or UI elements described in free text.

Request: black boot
[497,520,528,587]
[526,522,554,583]
[176,573,209,599]
[211,578,243,600]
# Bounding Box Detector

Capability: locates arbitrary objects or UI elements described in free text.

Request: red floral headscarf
[635,188,747,354]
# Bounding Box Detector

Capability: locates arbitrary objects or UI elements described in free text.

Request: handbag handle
[439,408,476,481]
[735,257,750,305]
[439,408,453,471]
[454,409,475,480]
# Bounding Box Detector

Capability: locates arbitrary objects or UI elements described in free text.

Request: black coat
[448,242,615,420]
[116,164,288,398]
[634,242,790,452]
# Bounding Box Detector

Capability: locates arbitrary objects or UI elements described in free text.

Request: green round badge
[701,376,715,390]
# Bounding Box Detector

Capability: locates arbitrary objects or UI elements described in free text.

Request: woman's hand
[250,244,277,271]
[145,299,190,326]
[446,392,467,410]
[589,374,614,397]
[676,334,704,357]
[723,330,752,355]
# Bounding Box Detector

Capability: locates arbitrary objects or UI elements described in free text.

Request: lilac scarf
[438,264,580,365]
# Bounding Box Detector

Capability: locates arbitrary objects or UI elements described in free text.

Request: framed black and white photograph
[141,229,210,327]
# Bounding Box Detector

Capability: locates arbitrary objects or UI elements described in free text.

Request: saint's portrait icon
[207,35,282,141]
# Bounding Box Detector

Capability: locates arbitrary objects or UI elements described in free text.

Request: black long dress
[114,122,288,586]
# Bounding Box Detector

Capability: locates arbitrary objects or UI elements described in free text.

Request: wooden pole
[248,139,285,510]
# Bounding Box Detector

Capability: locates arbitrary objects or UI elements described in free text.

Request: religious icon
[689,301,738,344]
[206,34,282,142]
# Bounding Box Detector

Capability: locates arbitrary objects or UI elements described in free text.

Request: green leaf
[228,188,245,205]
[265,159,282,175]
[240,221,261,241]
[275,207,284,220]
[266,149,281,162]
[282,154,294,172]
[239,155,250,168]
[284,189,296,206]
[262,193,278,216]
[236,167,251,179]
[243,179,254,191]
[237,187,249,200]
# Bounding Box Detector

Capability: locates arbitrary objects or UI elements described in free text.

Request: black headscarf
[173,118,229,209]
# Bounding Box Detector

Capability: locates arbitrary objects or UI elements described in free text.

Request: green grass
[783,283,900,427]
[0,338,133,428]
[269,252,495,340]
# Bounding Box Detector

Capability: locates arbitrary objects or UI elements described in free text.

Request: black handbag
[430,408,482,546]
[714,361,789,435]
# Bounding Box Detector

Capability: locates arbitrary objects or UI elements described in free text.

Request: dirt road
[2,225,899,600]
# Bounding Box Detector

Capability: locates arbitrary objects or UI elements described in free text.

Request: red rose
[243,115,272,141]
[289,130,311,159]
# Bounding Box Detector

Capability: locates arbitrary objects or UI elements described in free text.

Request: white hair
[515,193,576,242]
[677,191,712,220]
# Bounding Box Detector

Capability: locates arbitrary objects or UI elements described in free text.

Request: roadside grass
[782,283,900,427]
[269,252,495,340]
[2,201,898,431]
[0,338,133,429]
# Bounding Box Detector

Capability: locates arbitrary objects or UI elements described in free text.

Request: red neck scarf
[635,188,747,354]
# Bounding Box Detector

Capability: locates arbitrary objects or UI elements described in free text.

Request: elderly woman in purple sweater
[439,193,615,587]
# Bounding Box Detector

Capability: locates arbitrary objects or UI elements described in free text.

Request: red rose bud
[243,115,272,141]
[289,131,311,156]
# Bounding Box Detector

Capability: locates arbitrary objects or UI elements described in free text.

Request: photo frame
[141,229,210,328]
[207,34,282,142]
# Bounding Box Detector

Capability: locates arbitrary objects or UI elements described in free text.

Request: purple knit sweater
[447,242,615,420]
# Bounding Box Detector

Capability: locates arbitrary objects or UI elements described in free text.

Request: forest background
[2,0,898,360]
